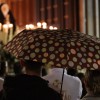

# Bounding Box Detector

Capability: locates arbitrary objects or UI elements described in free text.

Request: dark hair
[42,68,47,76]
[0,3,16,32]
[85,69,100,96]
[67,67,77,76]
[0,61,6,77]
[77,73,85,80]
[14,62,22,75]
[24,60,44,74]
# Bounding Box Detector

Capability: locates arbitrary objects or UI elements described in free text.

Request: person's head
[67,67,77,76]
[14,62,22,75]
[0,61,6,77]
[20,60,44,76]
[0,3,9,16]
[84,69,100,96]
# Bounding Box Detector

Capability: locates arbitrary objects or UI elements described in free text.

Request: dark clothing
[81,82,87,98]
[2,74,62,100]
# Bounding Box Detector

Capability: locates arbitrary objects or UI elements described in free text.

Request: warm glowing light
[49,26,53,30]
[42,22,47,29]
[3,24,9,33]
[25,25,30,30]
[37,22,41,28]
[42,22,47,26]
[53,27,58,30]
[29,24,35,29]
[9,24,13,28]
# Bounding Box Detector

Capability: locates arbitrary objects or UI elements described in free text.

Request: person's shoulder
[42,74,53,80]
[65,74,81,81]
[64,75,82,88]
[4,75,17,80]
[4,75,20,86]
[47,86,60,94]
[4,75,14,80]
[81,95,100,100]
[46,86,62,100]
[72,76,81,82]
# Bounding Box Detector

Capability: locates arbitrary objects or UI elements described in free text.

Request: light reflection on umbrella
[4,29,100,69]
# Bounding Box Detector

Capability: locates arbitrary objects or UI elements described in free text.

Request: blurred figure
[43,68,82,100]
[0,3,16,33]
[81,69,100,100]
[2,60,62,100]
[77,73,87,98]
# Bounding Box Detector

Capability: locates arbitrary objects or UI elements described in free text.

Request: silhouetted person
[81,69,100,100]
[2,60,62,100]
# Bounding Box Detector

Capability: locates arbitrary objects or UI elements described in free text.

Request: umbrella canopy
[4,29,100,69]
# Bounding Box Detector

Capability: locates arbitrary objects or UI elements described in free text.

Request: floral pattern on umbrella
[4,29,100,69]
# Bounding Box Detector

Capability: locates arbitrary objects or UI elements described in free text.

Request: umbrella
[4,29,100,69]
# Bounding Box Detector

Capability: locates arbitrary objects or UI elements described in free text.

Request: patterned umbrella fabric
[4,29,100,69]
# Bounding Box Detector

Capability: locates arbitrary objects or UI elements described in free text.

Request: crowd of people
[0,39,100,100]
[0,58,100,100]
